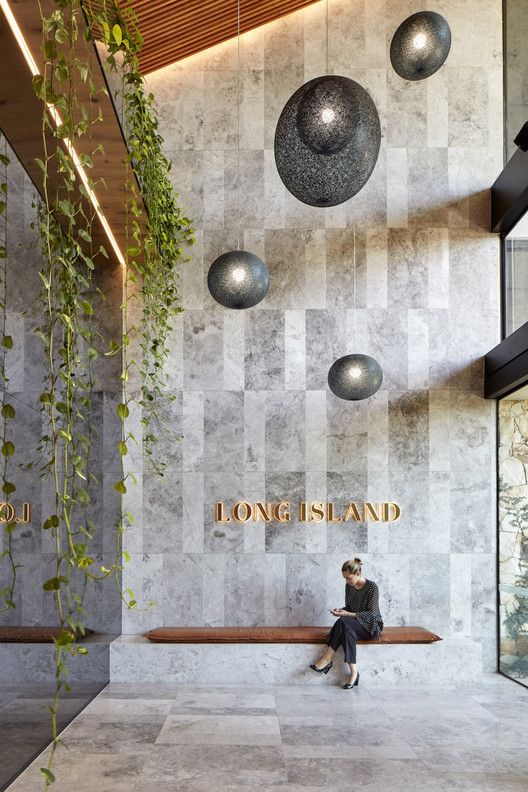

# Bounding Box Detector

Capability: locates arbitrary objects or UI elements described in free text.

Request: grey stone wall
[0,145,122,634]
[504,0,528,161]
[122,0,503,671]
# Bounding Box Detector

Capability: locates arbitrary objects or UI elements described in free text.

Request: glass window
[499,390,528,686]
[504,212,528,336]
[504,0,528,162]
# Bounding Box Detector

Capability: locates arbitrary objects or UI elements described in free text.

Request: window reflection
[504,214,528,337]
[499,394,528,685]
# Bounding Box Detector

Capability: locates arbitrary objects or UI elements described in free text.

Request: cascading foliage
[0,134,18,614]
[20,1,195,786]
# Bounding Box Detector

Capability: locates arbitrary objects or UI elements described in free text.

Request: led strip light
[0,0,125,266]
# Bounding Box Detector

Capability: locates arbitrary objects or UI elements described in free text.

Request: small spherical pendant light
[274,76,381,207]
[207,250,269,309]
[328,354,383,401]
[390,11,451,81]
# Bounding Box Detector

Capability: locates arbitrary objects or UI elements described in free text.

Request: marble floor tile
[169,689,276,715]
[83,697,174,717]
[283,757,448,790]
[156,713,282,745]
[136,744,288,787]
[8,753,144,792]
[57,714,167,754]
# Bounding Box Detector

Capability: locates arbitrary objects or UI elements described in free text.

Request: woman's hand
[331,608,345,616]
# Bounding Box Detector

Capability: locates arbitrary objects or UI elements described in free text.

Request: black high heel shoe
[343,671,360,689]
[309,660,333,674]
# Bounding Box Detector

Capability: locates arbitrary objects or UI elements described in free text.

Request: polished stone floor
[5,673,528,791]
[0,682,103,792]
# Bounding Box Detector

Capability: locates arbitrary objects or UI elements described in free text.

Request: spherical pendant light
[390,11,451,81]
[328,354,383,401]
[274,76,381,208]
[207,250,269,309]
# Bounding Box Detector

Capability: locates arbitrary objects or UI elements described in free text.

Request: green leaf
[32,74,44,99]
[80,299,93,316]
[2,335,13,349]
[118,441,128,456]
[54,630,74,647]
[1,403,15,419]
[43,515,59,530]
[38,271,50,290]
[43,39,57,59]
[40,768,55,783]
[1,441,14,457]
[112,24,123,45]
[43,576,67,591]
[2,481,16,495]
[114,480,127,494]
[116,402,129,419]
[123,550,131,563]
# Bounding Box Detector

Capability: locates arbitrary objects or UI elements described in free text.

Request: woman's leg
[343,620,371,683]
[314,618,344,667]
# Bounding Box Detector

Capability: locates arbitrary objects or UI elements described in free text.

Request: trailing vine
[0,133,18,613]
[18,0,194,786]
[33,2,124,784]
[85,0,195,475]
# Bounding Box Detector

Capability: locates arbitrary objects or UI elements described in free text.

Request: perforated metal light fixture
[390,11,451,81]
[207,250,269,309]
[274,75,381,207]
[328,354,383,401]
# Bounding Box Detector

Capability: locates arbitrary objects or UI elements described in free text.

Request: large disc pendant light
[328,226,383,401]
[207,0,269,309]
[390,11,451,81]
[274,0,380,207]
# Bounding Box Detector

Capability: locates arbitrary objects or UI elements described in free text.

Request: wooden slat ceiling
[117,0,321,74]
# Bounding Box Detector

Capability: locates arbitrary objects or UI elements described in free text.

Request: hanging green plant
[0,132,19,613]
[32,2,127,784]
[85,0,195,475]
[23,0,194,786]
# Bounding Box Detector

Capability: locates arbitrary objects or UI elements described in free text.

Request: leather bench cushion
[0,626,93,643]
[145,626,442,644]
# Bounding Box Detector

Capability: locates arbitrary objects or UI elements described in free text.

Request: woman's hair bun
[354,557,361,564]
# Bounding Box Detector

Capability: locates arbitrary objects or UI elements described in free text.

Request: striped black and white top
[344,578,384,639]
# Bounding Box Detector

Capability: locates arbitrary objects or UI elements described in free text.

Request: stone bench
[110,626,483,687]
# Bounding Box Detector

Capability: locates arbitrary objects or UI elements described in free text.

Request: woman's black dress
[325,578,384,664]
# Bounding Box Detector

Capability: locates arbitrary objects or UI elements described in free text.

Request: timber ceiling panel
[116,0,321,74]
[0,0,144,267]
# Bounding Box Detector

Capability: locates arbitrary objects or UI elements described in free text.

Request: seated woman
[310,557,384,689]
